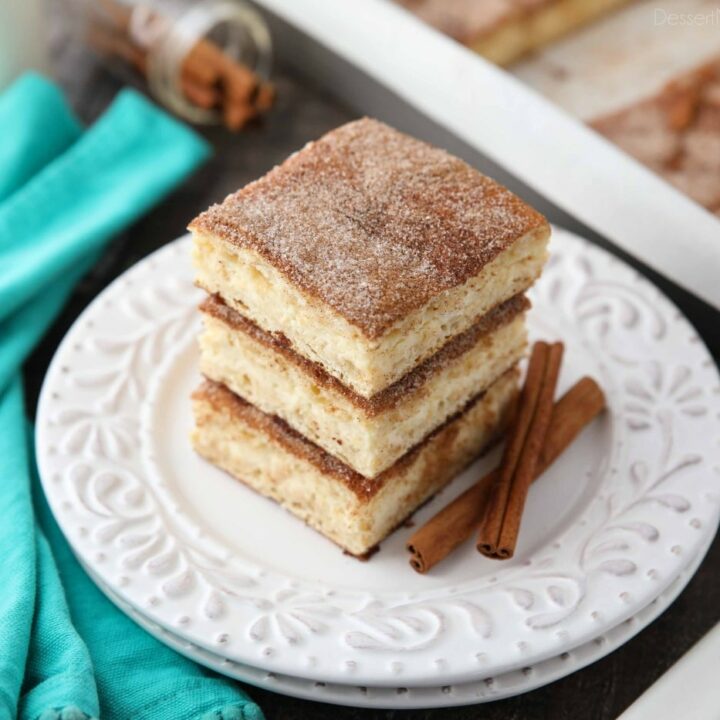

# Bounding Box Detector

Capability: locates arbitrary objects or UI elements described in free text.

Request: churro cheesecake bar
[591,55,720,218]
[396,0,632,66]
[192,370,518,556]
[190,118,551,555]
[190,118,549,398]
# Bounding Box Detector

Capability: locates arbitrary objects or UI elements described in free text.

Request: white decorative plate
[84,534,710,709]
[36,227,720,687]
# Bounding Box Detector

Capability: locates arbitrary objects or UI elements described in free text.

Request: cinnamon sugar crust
[200,292,529,416]
[189,118,547,340]
[592,57,720,216]
[398,0,547,45]
[193,373,516,501]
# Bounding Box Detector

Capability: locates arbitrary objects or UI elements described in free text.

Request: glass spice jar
[67,0,273,128]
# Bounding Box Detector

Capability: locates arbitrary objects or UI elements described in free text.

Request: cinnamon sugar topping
[592,57,720,217]
[396,0,534,44]
[189,118,547,338]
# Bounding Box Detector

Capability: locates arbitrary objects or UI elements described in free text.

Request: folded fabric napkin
[0,73,263,720]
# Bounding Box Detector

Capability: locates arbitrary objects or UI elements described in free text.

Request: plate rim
[81,533,713,709]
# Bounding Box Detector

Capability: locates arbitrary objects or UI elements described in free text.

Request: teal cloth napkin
[0,73,264,720]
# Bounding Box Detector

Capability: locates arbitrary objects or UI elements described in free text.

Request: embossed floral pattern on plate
[81,538,711,709]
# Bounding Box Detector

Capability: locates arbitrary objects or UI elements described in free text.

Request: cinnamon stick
[223,102,258,131]
[408,471,496,574]
[476,342,557,558]
[220,58,259,103]
[181,38,225,87]
[181,75,221,109]
[538,377,605,470]
[181,38,272,125]
[407,376,605,573]
[489,341,563,558]
[255,83,276,112]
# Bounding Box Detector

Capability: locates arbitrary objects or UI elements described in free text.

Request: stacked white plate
[36,227,720,709]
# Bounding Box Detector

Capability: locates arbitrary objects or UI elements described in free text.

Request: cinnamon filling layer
[200,292,529,416]
[193,371,517,501]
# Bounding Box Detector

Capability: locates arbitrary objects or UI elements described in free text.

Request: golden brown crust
[396,0,526,44]
[193,373,516,500]
[396,0,574,45]
[189,118,547,339]
[199,292,529,415]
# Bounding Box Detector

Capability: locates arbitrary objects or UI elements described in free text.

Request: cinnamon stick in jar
[85,0,275,129]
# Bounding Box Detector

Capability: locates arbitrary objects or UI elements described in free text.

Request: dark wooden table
[25,42,720,720]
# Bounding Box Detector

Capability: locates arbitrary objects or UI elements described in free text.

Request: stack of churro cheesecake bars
[189,118,550,557]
